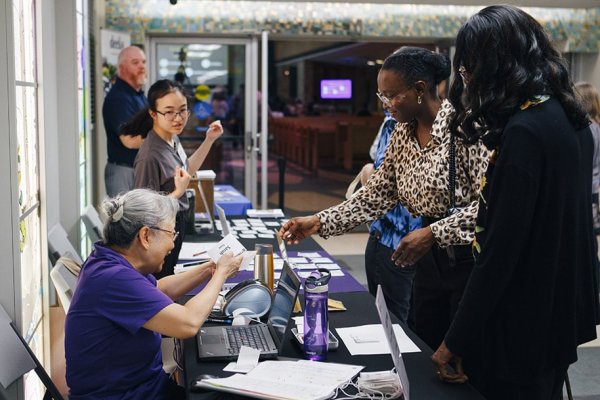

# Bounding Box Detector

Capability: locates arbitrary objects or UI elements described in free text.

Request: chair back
[48,224,83,265]
[0,305,64,399]
[81,205,104,243]
[50,258,80,312]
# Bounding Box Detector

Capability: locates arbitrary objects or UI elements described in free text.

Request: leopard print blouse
[317,100,489,247]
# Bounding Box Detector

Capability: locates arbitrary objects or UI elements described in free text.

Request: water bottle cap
[304,268,331,291]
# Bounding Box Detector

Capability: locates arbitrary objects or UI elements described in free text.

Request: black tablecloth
[182,291,485,400]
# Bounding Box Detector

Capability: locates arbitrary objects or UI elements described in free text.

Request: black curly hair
[382,46,450,96]
[449,5,589,147]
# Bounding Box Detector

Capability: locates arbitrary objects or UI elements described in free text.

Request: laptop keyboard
[225,325,271,354]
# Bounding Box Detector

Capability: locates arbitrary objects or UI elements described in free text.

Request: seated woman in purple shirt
[65,189,242,400]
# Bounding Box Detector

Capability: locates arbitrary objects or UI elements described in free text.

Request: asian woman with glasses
[65,189,242,400]
[280,46,489,358]
[122,79,223,277]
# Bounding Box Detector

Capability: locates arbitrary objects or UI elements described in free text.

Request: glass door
[148,35,267,209]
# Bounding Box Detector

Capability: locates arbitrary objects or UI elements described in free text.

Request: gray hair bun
[104,197,124,222]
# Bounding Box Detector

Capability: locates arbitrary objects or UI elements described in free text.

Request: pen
[182,261,204,268]
[193,250,207,257]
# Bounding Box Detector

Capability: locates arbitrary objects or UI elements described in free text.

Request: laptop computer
[215,204,230,236]
[196,261,301,360]
[375,284,410,400]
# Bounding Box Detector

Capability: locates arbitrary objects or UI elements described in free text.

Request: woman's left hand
[206,120,224,141]
[391,227,434,267]
[432,341,468,383]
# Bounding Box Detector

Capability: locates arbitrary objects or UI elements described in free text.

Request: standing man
[103,45,148,197]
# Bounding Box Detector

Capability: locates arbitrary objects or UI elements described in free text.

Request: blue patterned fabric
[369,117,422,249]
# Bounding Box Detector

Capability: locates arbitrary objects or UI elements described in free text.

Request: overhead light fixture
[367,60,376,66]
[375,59,384,65]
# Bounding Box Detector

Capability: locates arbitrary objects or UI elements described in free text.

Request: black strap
[448,129,456,214]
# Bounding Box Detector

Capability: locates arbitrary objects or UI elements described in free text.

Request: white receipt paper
[199,360,363,400]
[336,324,421,355]
[223,346,260,373]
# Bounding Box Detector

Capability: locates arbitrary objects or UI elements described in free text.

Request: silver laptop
[215,204,230,236]
[196,261,301,360]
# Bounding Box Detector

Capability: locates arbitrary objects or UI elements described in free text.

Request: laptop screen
[268,262,300,343]
[215,204,230,236]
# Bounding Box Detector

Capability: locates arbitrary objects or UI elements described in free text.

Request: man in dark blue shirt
[103,46,148,197]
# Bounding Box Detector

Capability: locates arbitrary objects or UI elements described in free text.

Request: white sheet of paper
[293,263,317,270]
[296,252,322,258]
[179,242,217,260]
[241,251,256,271]
[258,233,275,239]
[223,346,261,373]
[309,257,333,263]
[316,263,341,270]
[264,221,281,227]
[336,324,420,355]
[297,271,313,279]
[329,270,345,277]
[274,259,285,270]
[239,234,257,239]
[288,257,309,264]
[207,234,247,262]
[232,219,250,226]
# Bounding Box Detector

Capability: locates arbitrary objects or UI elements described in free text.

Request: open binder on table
[193,359,363,400]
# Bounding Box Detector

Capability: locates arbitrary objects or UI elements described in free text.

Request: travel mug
[254,244,274,292]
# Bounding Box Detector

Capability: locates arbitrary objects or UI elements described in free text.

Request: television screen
[320,79,352,99]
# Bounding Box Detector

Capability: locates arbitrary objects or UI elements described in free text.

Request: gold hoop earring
[417,95,422,105]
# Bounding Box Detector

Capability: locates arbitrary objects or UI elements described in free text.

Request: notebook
[196,261,301,360]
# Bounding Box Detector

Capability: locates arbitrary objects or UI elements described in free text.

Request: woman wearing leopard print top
[280,47,489,352]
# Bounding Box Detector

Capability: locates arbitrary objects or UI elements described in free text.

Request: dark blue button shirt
[103,77,148,167]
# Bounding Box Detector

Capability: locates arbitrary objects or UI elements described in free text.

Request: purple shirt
[65,243,173,399]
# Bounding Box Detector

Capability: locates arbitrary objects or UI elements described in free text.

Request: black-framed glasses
[458,66,470,85]
[149,226,179,241]
[155,109,191,121]
[376,88,410,108]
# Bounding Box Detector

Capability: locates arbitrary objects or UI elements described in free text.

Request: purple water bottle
[303,269,331,361]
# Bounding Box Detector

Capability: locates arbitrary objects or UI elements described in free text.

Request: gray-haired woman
[64,189,242,400]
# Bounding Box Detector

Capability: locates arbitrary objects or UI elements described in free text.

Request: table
[182,291,485,400]
[213,185,253,216]
[183,222,367,295]
[180,226,485,400]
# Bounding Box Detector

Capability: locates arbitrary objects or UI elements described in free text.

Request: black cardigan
[445,98,599,383]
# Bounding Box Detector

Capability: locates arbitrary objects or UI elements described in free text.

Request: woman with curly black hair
[432,5,599,399]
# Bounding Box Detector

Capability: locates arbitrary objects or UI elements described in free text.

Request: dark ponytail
[120,79,187,138]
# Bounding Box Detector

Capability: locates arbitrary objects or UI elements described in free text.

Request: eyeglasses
[149,226,179,241]
[458,66,470,85]
[376,88,411,108]
[155,109,191,121]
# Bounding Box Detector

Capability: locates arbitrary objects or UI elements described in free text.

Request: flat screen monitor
[320,79,352,99]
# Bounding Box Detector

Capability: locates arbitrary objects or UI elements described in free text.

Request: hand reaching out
[215,252,243,279]
[431,341,468,384]
[206,120,224,141]
[278,215,321,244]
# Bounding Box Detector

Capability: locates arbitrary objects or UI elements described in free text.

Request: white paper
[207,234,247,262]
[273,259,285,270]
[330,270,345,277]
[309,257,333,263]
[179,242,217,260]
[201,360,363,400]
[316,263,341,270]
[241,251,256,271]
[336,324,420,355]
[297,252,322,258]
[232,219,250,226]
[246,209,285,218]
[293,263,317,270]
[264,221,281,227]
[258,233,275,239]
[223,346,260,373]
[288,257,309,264]
[239,234,257,239]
